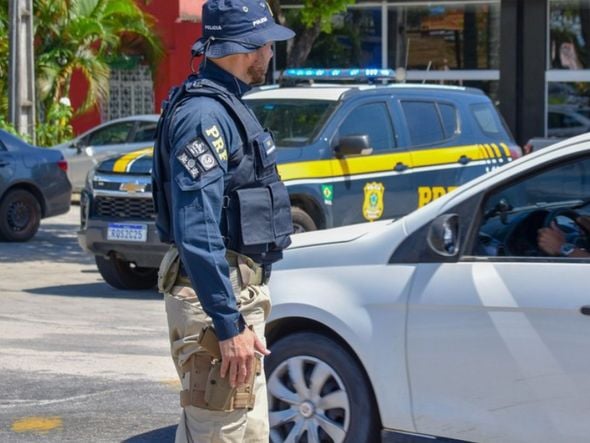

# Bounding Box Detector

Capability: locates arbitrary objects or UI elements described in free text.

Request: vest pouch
[234,187,275,255]
[268,182,294,238]
[253,132,278,180]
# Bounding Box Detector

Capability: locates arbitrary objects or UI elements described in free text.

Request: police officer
[151,1,294,441]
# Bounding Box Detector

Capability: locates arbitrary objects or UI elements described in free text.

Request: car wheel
[0,189,41,242]
[266,332,379,443]
[95,255,158,290]
[291,207,317,233]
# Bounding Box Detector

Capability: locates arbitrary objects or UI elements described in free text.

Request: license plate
[107,223,147,242]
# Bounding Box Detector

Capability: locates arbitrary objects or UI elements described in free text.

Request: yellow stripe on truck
[113,148,153,173]
[278,144,496,182]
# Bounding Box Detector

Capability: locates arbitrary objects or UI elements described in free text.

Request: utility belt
[176,251,271,288]
[157,246,271,295]
[179,326,261,411]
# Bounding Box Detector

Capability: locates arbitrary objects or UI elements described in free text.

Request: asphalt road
[0,206,179,442]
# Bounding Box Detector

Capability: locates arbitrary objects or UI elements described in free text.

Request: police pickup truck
[78,69,521,289]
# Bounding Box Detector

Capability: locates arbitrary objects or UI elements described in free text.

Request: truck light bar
[283,68,397,81]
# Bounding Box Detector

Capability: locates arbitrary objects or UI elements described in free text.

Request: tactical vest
[152,76,293,264]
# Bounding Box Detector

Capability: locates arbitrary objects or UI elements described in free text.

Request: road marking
[11,416,62,434]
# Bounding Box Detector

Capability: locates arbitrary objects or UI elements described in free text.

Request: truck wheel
[0,189,41,242]
[95,255,157,290]
[291,207,317,233]
[266,332,380,443]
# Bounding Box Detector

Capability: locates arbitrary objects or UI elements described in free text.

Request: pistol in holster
[179,326,261,412]
[158,246,180,294]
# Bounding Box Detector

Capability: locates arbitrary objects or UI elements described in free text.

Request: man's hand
[219,328,270,388]
[538,221,566,256]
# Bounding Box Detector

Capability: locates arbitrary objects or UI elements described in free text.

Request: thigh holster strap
[179,354,261,411]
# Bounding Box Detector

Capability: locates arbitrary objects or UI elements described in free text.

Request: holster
[158,246,180,293]
[179,327,261,411]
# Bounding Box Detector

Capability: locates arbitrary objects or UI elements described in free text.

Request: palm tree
[33,0,163,118]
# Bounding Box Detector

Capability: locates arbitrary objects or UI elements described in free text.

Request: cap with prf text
[192,0,295,58]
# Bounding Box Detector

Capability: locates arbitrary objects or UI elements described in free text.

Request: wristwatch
[560,242,576,257]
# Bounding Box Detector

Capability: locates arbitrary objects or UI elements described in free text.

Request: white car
[52,114,159,191]
[266,133,590,443]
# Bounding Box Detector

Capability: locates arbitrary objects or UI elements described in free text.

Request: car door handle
[458,155,472,165]
[394,162,408,172]
[581,306,590,316]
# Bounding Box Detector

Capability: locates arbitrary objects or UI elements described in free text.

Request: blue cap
[192,0,295,58]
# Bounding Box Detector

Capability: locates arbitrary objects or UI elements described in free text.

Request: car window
[247,99,336,147]
[87,122,134,146]
[474,155,590,257]
[132,122,157,143]
[402,101,445,146]
[438,103,459,138]
[338,102,396,151]
[471,102,502,136]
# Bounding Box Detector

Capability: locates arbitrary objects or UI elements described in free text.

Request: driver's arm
[537,221,590,257]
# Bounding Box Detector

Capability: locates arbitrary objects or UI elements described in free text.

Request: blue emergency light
[282,68,397,82]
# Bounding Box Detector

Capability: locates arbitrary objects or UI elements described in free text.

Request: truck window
[338,102,395,151]
[402,101,445,146]
[247,99,336,147]
[471,103,502,136]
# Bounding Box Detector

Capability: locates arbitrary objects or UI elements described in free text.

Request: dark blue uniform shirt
[169,62,252,340]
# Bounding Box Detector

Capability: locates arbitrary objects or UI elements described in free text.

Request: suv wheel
[266,332,380,443]
[0,189,41,242]
[96,255,158,290]
[291,207,317,233]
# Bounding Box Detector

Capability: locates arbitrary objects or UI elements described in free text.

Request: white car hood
[275,219,399,271]
[288,219,393,249]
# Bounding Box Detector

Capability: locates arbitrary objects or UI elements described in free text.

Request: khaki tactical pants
[162,250,271,443]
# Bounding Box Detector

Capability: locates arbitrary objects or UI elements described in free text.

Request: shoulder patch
[202,122,229,163]
[176,137,219,179]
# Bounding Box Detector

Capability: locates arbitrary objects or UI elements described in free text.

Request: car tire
[95,255,158,290]
[266,332,380,443]
[291,207,317,233]
[0,189,41,242]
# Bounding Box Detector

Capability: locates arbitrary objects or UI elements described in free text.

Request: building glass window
[549,0,590,70]
[547,1,590,137]
[281,6,383,69]
[387,3,500,71]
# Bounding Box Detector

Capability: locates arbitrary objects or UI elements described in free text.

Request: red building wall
[70,0,204,135]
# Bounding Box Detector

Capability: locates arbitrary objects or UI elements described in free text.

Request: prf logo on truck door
[418,186,458,208]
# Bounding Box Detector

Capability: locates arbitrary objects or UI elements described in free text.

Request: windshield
[246,99,336,147]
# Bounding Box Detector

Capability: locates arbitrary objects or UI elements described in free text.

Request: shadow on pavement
[26,282,161,300]
[122,425,177,442]
[0,222,93,265]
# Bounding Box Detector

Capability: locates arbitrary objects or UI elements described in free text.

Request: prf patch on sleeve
[176,137,218,179]
[202,124,228,162]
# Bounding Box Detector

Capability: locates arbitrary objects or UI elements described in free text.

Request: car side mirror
[427,214,460,257]
[334,134,373,157]
[70,140,84,154]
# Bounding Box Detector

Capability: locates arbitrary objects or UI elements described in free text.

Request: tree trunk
[287,21,322,67]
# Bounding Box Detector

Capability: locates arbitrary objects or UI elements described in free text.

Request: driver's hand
[576,216,590,234]
[218,328,270,388]
[537,221,566,256]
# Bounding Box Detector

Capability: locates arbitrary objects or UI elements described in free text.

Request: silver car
[266,133,590,443]
[52,114,159,191]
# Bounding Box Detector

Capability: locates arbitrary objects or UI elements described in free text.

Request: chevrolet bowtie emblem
[119,182,146,193]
